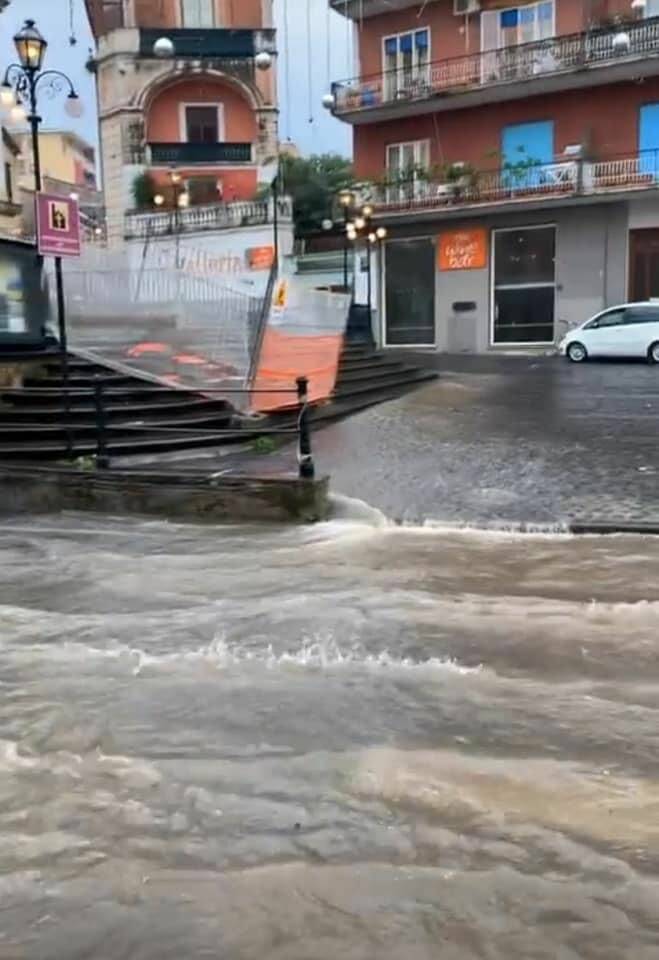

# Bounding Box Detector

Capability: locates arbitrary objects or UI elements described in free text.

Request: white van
[559,302,659,363]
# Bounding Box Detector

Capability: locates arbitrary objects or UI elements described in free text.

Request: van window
[626,306,659,324]
[587,309,626,329]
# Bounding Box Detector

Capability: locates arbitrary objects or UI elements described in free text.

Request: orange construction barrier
[250,327,343,412]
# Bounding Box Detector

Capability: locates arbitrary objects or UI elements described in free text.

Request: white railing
[371,153,659,214]
[333,16,659,113]
[124,196,293,240]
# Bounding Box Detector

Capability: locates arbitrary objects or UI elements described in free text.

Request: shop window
[493,226,555,344]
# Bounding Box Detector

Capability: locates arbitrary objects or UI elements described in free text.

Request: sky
[0,0,352,161]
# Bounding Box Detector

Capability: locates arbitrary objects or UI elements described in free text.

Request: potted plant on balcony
[132,171,158,210]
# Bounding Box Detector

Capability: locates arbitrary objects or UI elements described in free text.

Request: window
[645,0,659,16]
[501,120,554,188]
[180,0,215,27]
[386,140,429,202]
[493,226,555,344]
[481,2,554,82]
[625,306,659,324]
[481,2,554,50]
[184,105,219,144]
[587,309,626,329]
[383,29,430,101]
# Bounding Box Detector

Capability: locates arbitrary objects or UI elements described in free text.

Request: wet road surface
[316,356,659,526]
[2,512,659,958]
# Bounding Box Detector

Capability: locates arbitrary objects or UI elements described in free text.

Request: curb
[569,520,659,535]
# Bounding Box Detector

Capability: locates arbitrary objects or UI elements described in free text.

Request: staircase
[317,339,437,421]
[0,354,242,462]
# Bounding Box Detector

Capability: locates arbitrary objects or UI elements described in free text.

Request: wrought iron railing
[332,16,659,114]
[368,151,659,213]
[148,142,253,165]
[139,27,276,59]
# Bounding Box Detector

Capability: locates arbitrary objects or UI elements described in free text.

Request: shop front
[377,203,629,354]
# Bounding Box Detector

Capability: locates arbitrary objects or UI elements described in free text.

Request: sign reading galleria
[438,228,488,271]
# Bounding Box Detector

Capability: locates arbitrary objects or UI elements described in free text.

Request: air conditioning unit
[453,0,481,14]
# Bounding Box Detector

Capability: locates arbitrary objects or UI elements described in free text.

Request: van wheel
[649,342,659,364]
[567,342,588,363]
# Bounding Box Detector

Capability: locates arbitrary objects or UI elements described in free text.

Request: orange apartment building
[85,0,277,244]
[329,0,659,352]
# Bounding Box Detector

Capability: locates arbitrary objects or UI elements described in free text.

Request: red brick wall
[353,78,659,179]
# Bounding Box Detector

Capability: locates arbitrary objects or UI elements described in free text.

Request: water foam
[3,635,480,677]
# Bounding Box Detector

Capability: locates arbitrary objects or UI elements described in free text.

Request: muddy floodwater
[1,507,659,959]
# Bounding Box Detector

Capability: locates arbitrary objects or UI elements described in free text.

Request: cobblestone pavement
[314,356,659,527]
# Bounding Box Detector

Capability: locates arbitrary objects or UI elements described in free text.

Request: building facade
[12,130,97,194]
[0,127,22,238]
[329,0,659,352]
[85,0,278,245]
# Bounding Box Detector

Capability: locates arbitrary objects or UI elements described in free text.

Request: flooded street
[2,509,659,958]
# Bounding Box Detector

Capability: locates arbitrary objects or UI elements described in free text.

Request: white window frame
[382,28,431,101]
[481,1,555,50]
[179,103,224,143]
[385,139,430,203]
[490,223,557,348]
[179,0,216,28]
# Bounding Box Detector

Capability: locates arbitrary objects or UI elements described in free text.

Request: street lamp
[2,19,80,458]
[2,20,79,192]
[337,188,354,289]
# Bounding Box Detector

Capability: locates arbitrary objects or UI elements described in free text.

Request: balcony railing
[367,151,659,215]
[332,16,659,115]
[139,28,276,59]
[148,142,253,165]
[124,197,293,240]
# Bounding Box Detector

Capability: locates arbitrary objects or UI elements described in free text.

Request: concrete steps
[321,339,437,418]
[0,353,241,461]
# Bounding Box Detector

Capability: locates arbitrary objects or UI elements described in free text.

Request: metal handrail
[367,148,659,213]
[331,15,659,112]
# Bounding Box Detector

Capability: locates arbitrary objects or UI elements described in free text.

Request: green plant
[74,455,97,472]
[252,435,277,454]
[131,171,157,210]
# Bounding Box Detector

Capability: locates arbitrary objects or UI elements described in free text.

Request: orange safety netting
[250,327,344,412]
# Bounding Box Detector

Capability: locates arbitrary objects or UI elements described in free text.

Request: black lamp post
[338,189,355,290]
[2,20,80,196]
[2,19,80,456]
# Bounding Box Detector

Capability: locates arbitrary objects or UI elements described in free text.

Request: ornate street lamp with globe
[1,19,81,194]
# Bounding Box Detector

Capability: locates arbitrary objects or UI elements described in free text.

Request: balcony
[148,142,253,166]
[139,28,276,60]
[332,17,659,123]
[363,151,659,221]
[124,197,293,240]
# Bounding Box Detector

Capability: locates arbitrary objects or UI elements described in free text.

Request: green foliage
[252,435,277,454]
[132,171,157,210]
[279,153,354,236]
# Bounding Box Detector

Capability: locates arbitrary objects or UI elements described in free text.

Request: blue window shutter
[384,37,397,55]
[415,30,429,49]
[539,2,553,21]
[399,33,413,53]
[501,121,554,167]
[520,8,534,24]
[500,9,518,28]
[639,104,659,177]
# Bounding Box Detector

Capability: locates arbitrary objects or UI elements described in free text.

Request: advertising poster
[0,240,53,345]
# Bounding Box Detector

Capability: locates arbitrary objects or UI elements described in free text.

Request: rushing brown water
[2,506,659,959]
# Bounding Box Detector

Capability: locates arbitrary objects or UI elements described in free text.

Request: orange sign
[246,245,275,270]
[438,228,488,271]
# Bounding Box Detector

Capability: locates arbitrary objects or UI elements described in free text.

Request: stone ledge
[0,466,330,524]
